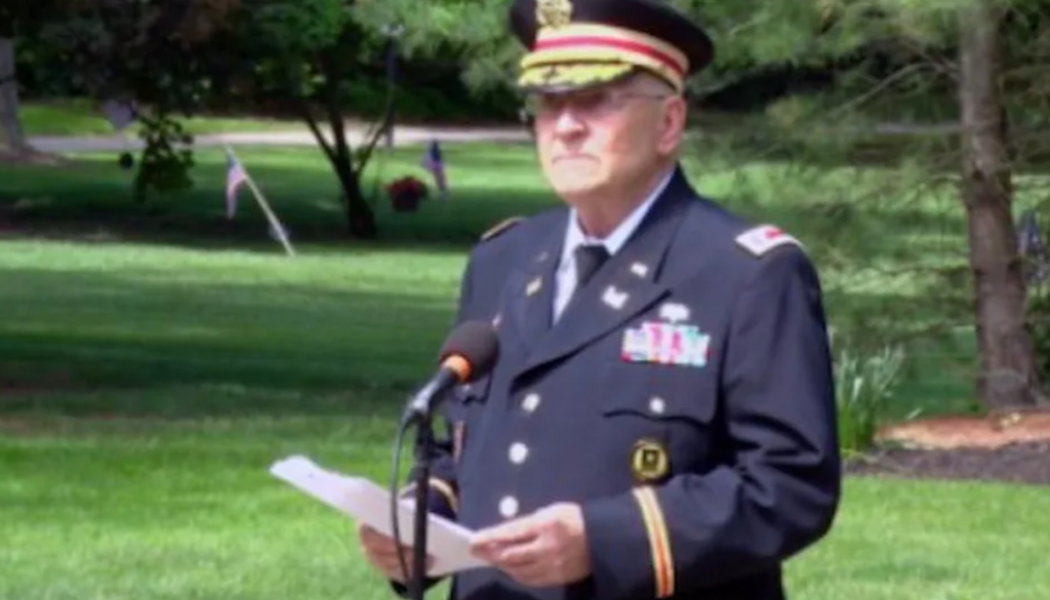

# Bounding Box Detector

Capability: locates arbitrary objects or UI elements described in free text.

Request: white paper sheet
[270,455,489,577]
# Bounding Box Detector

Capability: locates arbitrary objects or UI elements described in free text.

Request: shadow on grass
[0,262,978,421]
[0,266,464,420]
[0,153,970,264]
[0,144,983,422]
[0,154,555,254]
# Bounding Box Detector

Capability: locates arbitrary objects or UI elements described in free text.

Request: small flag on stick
[222,146,296,257]
[101,99,137,132]
[226,151,249,220]
[101,99,138,169]
[420,139,447,196]
[1018,209,1048,285]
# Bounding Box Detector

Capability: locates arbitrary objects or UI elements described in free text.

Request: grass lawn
[1,142,1048,600]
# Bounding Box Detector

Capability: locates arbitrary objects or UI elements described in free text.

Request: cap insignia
[537,0,573,29]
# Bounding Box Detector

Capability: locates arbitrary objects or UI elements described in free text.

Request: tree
[9,0,491,236]
[38,0,241,199]
[228,0,387,238]
[1,0,240,175]
[657,0,1046,410]
[0,37,27,160]
[199,0,518,238]
[0,0,67,162]
[227,0,521,238]
[957,0,1045,409]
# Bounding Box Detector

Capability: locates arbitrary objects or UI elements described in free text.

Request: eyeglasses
[522,87,671,122]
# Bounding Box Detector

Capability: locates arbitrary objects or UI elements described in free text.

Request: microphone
[402,320,500,424]
[390,320,498,599]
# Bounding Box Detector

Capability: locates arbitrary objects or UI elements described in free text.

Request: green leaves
[834,343,907,456]
[251,0,350,55]
[133,112,197,203]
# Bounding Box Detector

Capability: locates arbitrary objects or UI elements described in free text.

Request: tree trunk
[958,0,1046,410]
[332,150,378,239]
[298,106,379,239]
[293,50,380,240]
[322,83,378,240]
[0,36,28,160]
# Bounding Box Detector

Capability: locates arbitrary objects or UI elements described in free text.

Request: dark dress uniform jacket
[399,166,841,600]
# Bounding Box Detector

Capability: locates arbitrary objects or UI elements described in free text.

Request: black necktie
[574,244,610,289]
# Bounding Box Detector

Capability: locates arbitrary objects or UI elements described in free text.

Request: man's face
[529,74,683,204]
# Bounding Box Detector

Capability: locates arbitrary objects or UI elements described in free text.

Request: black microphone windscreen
[438,320,500,382]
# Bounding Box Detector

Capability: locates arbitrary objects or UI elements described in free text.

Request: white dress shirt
[552,169,675,321]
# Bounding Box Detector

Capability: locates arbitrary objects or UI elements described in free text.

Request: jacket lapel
[512,168,692,382]
[507,210,567,351]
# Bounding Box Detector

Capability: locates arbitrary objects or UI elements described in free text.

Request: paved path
[27,124,532,154]
[25,120,961,155]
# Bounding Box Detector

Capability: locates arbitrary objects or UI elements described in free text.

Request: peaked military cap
[508,0,715,94]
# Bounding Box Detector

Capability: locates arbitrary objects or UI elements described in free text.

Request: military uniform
[391,1,841,599]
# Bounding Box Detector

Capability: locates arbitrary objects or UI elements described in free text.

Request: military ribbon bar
[621,322,710,367]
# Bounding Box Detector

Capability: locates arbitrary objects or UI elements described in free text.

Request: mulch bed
[846,441,1050,486]
[847,407,1050,486]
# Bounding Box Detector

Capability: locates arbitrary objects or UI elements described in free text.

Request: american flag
[101,99,136,132]
[226,151,248,219]
[1018,209,1049,285]
[420,139,447,195]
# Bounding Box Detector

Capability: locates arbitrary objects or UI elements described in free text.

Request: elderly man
[359,0,842,599]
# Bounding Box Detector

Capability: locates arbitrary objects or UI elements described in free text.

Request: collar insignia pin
[603,286,628,310]
[527,277,542,296]
[659,303,690,323]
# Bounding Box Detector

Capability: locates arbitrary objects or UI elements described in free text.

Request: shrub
[834,344,906,457]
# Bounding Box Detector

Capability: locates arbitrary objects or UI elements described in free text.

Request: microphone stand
[408,409,433,600]
[393,365,474,600]
[398,385,454,600]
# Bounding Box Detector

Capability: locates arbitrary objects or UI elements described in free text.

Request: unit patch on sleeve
[735,224,801,257]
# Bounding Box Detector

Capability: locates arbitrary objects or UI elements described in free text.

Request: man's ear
[657,96,687,156]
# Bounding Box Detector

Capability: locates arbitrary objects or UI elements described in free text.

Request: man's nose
[553,107,585,137]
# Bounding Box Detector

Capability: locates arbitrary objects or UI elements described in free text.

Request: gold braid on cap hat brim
[519,22,688,93]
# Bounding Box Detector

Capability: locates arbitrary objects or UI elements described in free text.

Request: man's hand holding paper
[358,523,435,584]
[469,502,593,588]
[269,455,487,578]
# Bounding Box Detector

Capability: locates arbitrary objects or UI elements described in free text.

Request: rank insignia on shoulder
[480,216,524,242]
[735,224,801,257]
[631,438,670,483]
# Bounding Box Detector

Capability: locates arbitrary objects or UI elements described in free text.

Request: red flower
[385,176,428,200]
